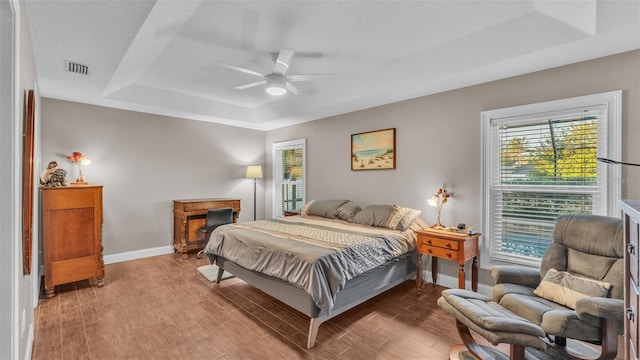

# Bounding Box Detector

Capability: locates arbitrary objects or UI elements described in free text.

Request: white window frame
[272,139,306,218]
[481,91,621,269]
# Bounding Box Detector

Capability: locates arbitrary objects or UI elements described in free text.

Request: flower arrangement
[66,152,91,185]
[427,188,451,229]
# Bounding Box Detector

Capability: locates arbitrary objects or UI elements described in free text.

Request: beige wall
[266,49,640,288]
[19,0,38,358]
[38,50,639,291]
[0,0,38,359]
[41,100,266,255]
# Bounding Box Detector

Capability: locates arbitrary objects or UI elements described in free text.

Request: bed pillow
[409,217,429,232]
[301,199,350,218]
[386,205,422,231]
[351,205,395,228]
[333,201,362,222]
[533,268,611,309]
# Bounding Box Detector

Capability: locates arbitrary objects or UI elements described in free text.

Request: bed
[203,200,424,348]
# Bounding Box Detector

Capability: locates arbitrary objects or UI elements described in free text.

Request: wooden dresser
[621,199,640,360]
[41,185,104,298]
[173,198,241,259]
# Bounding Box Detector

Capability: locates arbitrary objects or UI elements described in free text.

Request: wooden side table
[415,228,480,294]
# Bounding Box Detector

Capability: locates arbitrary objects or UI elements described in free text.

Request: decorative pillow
[386,205,422,231]
[333,201,362,222]
[533,268,611,309]
[301,199,349,218]
[351,205,395,228]
[300,200,315,215]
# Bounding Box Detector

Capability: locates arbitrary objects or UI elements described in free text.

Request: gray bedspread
[203,216,415,314]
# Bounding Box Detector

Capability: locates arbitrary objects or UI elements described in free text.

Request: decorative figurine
[40,161,67,187]
[40,161,57,185]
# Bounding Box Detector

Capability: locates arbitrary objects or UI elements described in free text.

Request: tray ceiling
[25,0,640,130]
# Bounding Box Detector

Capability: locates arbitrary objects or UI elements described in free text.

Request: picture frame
[351,128,396,170]
[22,89,35,275]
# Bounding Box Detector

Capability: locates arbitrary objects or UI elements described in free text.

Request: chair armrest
[491,265,540,288]
[575,297,624,323]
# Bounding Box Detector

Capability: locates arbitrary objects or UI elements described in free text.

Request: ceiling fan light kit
[266,74,287,96]
[215,48,335,97]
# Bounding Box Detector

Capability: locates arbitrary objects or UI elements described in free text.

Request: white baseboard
[418,256,492,296]
[103,245,174,265]
[23,323,33,360]
[433,272,492,297]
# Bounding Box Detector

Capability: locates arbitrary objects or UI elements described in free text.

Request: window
[481,92,621,268]
[272,139,306,218]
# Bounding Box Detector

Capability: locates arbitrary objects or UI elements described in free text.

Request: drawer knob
[426,240,432,245]
[445,243,452,248]
[628,243,636,255]
[446,253,452,258]
[427,249,432,254]
[627,307,635,321]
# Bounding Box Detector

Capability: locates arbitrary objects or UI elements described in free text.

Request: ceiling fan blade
[269,51,323,59]
[235,80,266,90]
[212,60,265,77]
[287,73,338,82]
[286,82,300,95]
[273,48,296,75]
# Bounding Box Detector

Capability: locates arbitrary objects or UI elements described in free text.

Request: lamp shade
[246,165,263,179]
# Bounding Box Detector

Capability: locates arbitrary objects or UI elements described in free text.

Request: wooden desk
[173,198,240,259]
[415,228,480,294]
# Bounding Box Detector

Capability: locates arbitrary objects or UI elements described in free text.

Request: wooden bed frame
[214,251,417,348]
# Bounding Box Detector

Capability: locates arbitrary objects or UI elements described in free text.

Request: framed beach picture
[351,128,396,170]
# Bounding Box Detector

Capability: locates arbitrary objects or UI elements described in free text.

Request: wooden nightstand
[415,228,480,294]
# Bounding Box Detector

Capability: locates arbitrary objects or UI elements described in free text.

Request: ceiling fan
[213,48,335,96]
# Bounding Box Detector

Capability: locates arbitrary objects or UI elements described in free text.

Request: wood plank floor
[32,254,623,360]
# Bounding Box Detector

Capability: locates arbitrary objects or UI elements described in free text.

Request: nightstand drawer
[417,237,459,251]
[419,245,459,260]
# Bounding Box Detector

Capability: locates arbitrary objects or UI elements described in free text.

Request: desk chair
[196,207,233,259]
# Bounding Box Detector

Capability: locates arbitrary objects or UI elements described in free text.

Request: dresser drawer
[418,237,459,251]
[419,245,459,260]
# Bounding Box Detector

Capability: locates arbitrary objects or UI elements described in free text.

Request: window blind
[489,107,607,265]
[273,140,306,218]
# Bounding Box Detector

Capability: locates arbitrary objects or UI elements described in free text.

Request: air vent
[65,60,90,75]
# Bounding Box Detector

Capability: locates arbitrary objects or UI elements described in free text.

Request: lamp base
[430,223,447,230]
[71,177,87,185]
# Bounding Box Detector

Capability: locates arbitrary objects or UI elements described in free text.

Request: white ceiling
[25,0,640,131]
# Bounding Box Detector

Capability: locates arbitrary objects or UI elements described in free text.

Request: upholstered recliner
[491,214,624,359]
